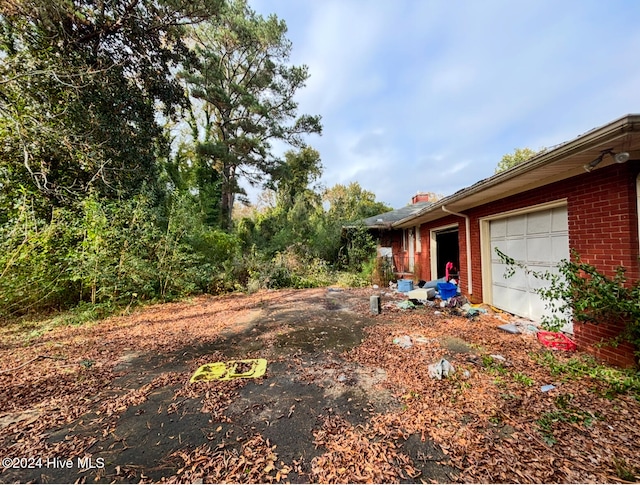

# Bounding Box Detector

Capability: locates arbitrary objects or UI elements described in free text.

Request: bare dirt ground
[0,287,639,483]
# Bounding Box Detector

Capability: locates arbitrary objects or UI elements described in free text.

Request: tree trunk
[220,165,236,230]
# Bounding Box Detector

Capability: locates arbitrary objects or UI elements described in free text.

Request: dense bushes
[0,192,241,318]
[0,192,382,321]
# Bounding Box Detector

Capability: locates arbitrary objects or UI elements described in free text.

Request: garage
[489,205,570,329]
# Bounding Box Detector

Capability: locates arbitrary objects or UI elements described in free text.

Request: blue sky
[250,0,640,209]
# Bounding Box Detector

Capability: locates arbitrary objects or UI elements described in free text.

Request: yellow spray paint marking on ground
[190,359,267,383]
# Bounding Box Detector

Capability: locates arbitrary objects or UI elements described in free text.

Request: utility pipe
[441,205,473,295]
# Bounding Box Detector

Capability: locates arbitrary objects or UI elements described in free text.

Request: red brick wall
[462,162,639,367]
[573,321,637,368]
[390,232,406,273]
[377,164,639,366]
[568,167,639,278]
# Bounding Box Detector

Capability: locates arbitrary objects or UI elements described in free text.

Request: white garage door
[490,206,570,330]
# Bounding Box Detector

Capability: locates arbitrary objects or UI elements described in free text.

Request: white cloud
[249,0,640,209]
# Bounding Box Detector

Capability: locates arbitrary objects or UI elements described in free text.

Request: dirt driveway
[1,287,639,483]
[0,288,453,483]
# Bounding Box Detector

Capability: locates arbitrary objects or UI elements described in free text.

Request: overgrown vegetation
[496,248,640,363]
[533,350,640,399]
[0,0,391,323]
[536,393,597,446]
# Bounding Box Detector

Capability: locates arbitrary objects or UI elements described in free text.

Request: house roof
[393,113,640,228]
[355,201,433,229]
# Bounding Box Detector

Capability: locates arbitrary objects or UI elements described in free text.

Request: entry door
[490,206,571,331]
[436,229,459,279]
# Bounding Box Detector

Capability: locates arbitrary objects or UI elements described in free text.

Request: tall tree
[180,0,322,229]
[313,182,392,264]
[495,147,544,173]
[323,182,392,223]
[270,147,323,211]
[0,0,222,214]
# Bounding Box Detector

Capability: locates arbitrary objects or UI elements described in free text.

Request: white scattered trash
[490,354,507,362]
[541,384,556,392]
[407,288,436,301]
[498,323,521,334]
[413,336,433,344]
[428,359,455,380]
[393,335,413,349]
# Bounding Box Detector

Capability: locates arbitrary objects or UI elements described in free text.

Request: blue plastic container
[397,279,414,292]
[437,282,458,299]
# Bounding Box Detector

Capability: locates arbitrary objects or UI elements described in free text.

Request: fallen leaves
[310,415,417,483]
[344,297,640,483]
[162,435,289,484]
[1,288,639,483]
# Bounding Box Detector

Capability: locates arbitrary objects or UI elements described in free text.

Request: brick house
[364,114,640,367]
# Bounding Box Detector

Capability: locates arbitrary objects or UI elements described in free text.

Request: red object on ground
[537,331,577,352]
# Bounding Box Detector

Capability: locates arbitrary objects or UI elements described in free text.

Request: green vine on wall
[495,248,640,361]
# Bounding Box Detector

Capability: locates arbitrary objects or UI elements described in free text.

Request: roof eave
[392,113,640,228]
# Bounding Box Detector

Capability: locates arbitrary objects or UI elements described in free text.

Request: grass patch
[613,457,637,482]
[0,300,130,343]
[532,350,640,399]
[536,393,597,446]
[512,372,534,387]
[482,355,508,375]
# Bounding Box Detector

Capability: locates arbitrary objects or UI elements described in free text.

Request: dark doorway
[435,229,459,279]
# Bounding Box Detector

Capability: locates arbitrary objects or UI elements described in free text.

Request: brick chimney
[411,192,432,204]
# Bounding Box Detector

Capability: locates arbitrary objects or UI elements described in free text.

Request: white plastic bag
[393,335,413,348]
[428,359,455,380]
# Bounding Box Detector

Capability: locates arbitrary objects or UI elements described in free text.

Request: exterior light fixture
[583,148,630,172]
[614,151,630,164]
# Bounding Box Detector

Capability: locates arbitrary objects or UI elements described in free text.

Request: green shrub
[496,248,640,363]
[0,191,241,319]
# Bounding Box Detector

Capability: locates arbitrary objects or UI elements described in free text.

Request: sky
[249,0,640,209]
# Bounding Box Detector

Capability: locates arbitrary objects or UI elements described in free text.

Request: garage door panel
[492,219,507,237]
[490,206,570,329]
[530,293,548,319]
[492,240,508,257]
[507,217,525,236]
[552,207,568,232]
[494,287,529,316]
[526,236,552,263]
[527,265,553,290]
[551,235,569,261]
[491,262,509,284]
[506,238,526,260]
[527,211,551,234]
[509,266,528,289]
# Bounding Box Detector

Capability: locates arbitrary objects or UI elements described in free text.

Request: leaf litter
[0,288,638,483]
